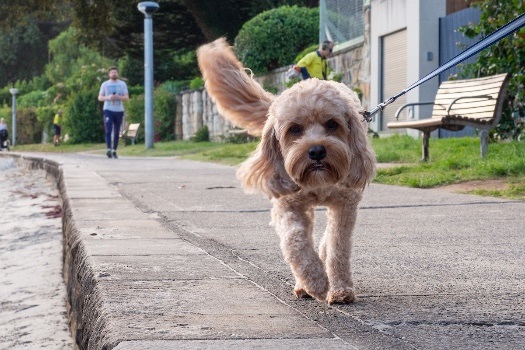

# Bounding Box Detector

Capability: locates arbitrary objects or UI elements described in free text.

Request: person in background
[0,118,8,150]
[293,40,334,80]
[98,66,129,159]
[53,109,62,146]
[0,118,7,131]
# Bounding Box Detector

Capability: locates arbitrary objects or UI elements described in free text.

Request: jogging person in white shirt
[98,66,129,159]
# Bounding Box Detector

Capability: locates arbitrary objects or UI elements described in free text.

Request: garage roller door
[381,29,407,131]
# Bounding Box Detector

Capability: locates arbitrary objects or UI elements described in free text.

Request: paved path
[3,152,525,350]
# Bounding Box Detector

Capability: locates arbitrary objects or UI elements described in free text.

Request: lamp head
[9,88,18,96]
[138,2,159,16]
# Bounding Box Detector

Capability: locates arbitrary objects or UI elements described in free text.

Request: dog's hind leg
[272,201,328,301]
[322,195,361,304]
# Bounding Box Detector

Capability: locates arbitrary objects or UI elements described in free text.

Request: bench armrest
[447,95,493,115]
[394,101,437,120]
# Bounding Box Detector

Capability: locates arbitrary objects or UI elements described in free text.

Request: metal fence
[320,0,365,48]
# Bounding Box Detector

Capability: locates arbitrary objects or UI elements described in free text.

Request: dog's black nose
[308,145,326,161]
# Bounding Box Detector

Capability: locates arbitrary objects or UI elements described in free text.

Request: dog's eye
[325,119,339,132]
[288,124,303,136]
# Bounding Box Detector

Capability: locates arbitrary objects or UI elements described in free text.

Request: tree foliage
[234,6,319,74]
[1,0,319,84]
[460,0,525,139]
[70,0,206,59]
[0,0,70,30]
[45,27,111,85]
[0,16,68,86]
[65,87,105,144]
[0,0,69,86]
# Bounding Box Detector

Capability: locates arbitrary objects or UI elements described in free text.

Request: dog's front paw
[327,288,355,304]
[304,278,329,302]
[294,278,327,301]
[294,287,312,299]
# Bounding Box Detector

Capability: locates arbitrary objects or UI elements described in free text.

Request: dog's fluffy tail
[197,38,274,136]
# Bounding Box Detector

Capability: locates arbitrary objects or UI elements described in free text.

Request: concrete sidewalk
[6,152,525,350]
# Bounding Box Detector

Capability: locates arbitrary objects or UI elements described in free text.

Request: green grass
[11,142,108,154]
[10,134,525,200]
[10,140,259,166]
[371,134,525,199]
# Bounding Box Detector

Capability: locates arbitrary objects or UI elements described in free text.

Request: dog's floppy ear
[237,119,299,198]
[332,85,375,190]
[345,110,376,190]
[197,38,274,136]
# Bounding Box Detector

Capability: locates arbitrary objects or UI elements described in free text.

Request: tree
[0,0,69,86]
[70,0,320,81]
[45,27,110,85]
[70,0,207,59]
[0,0,70,30]
[0,0,320,85]
[460,0,525,139]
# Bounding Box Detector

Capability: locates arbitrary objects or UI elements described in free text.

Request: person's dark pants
[103,110,124,151]
[0,129,8,145]
[53,124,61,136]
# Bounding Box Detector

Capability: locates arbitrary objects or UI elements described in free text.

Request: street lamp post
[138,1,159,149]
[9,88,18,146]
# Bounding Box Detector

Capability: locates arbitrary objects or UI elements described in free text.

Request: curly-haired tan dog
[197,38,376,304]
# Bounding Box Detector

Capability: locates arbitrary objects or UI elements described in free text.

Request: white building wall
[370,0,445,136]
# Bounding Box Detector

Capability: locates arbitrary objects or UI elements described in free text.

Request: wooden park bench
[387,73,510,161]
[121,123,141,145]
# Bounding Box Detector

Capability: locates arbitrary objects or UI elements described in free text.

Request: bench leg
[422,130,430,162]
[479,129,488,158]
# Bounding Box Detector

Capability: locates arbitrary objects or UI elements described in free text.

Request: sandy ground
[438,178,508,193]
[0,157,73,349]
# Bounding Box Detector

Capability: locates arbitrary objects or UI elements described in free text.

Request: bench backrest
[127,123,141,138]
[431,73,510,125]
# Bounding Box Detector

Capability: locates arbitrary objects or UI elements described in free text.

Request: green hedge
[64,87,105,144]
[234,6,319,74]
[0,107,43,144]
[126,87,177,142]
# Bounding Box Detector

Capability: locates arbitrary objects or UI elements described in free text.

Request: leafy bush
[154,88,177,141]
[15,107,43,144]
[234,6,319,74]
[128,85,144,97]
[0,106,43,144]
[64,87,104,144]
[125,94,144,123]
[459,0,525,140]
[189,77,204,90]
[35,106,57,143]
[126,84,177,142]
[18,90,49,108]
[191,125,210,142]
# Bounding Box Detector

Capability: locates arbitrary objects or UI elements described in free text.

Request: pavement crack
[360,200,519,210]
[382,320,525,327]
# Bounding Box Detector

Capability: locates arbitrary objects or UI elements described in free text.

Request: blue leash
[362,12,525,122]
